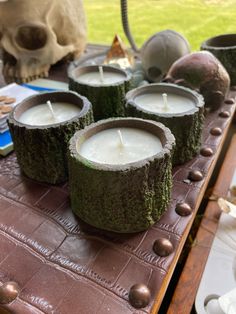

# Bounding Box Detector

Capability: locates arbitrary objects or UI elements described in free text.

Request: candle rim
[126,83,205,117]
[202,33,236,50]
[70,64,131,87]
[69,117,175,171]
[10,91,91,129]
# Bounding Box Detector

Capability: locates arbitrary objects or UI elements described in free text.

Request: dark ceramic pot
[201,33,236,86]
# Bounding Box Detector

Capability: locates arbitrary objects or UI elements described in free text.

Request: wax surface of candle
[77,71,125,85]
[18,102,81,126]
[134,93,195,114]
[79,127,163,165]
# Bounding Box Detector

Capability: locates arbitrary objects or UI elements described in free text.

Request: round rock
[129,284,151,309]
[0,281,20,304]
[153,238,174,257]
[176,203,192,216]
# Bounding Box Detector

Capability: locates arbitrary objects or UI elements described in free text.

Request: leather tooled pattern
[0,91,235,314]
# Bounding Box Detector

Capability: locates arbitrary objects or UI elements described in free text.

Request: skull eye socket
[15,26,47,50]
[147,67,162,82]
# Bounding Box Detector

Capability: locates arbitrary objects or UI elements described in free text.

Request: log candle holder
[69,117,175,233]
[68,65,132,121]
[125,83,205,165]
[8,91,93,184]
[201,33,236,86]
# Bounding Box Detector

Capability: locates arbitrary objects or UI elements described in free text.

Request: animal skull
[0,0,87,83]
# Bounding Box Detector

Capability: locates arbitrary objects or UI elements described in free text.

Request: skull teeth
[3,64,49,84]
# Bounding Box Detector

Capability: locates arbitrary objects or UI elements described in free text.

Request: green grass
[84,0,236,51]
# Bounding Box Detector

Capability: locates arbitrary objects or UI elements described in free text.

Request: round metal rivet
[224,98,235,104]
[129,284,151,309]
[200,147,214,157]
[219,111,230,118]
[153,238,174,257]
[0,281,20,305]
[176,203,192,216]
[210,127,222,136]
[188,170,204,181]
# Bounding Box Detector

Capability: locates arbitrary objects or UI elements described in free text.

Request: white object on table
[134,92,195,114]
[195,170,236,314]
[219,288,236,314]
[78,127,163,165]
[18,102,81,126]
[205,299,224,314]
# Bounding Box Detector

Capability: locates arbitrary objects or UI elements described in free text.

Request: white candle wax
[134,93,195,114]
[18,102,81,126]
[77,71,125,85]
[79,127,163,165]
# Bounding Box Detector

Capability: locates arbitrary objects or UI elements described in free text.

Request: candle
[9,91,93,184]
[69,65,132,121]
[126,83,205,165]
[79,127,163,165]
[76,68,126,86]
[69,118,175,232]
[134,92,195,114]
[18,102,81,126]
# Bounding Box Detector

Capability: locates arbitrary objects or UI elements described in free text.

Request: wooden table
[0,44,236,314]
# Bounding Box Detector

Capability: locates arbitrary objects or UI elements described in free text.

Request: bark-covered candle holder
[201,34,236,86]
[68,65,132,121]
[69,118,175,233]
[126,83,205,165]
[8,91,93,184]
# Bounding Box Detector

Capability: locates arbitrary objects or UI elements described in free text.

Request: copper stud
[153,238,174,257]
[219,111,230,118]
[129,284,151,308]
[224,98,235,104]
[0,281,20,305]
[188,170,203,181]
[210,127,222,136]
[176,203,192,216]
[200,147,214,157]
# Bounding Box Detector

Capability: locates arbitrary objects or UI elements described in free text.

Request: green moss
[69,147,173,233]
[8,109,93,184]
[69,78,131,121]
[126,105,204,165]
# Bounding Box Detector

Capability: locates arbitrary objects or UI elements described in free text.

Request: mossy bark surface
[126,105,204,165]
[201,38,236,86]
[8,92,93,184]
[68,118,175,233]
[125,83,205,165]
[69,65,131,121]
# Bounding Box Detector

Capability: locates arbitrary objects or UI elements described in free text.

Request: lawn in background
[84,0,236,51]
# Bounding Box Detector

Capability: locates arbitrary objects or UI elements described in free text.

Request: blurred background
[84,0,236,50]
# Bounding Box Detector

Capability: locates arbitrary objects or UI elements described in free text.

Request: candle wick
[99,65,104,84]
[162,93,169,111]
[117,129,124,148]
[46,100,57,120]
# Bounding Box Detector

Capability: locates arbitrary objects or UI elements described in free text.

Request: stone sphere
[141,29,190,82]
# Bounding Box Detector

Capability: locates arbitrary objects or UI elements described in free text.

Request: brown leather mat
[0,87,235,313]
